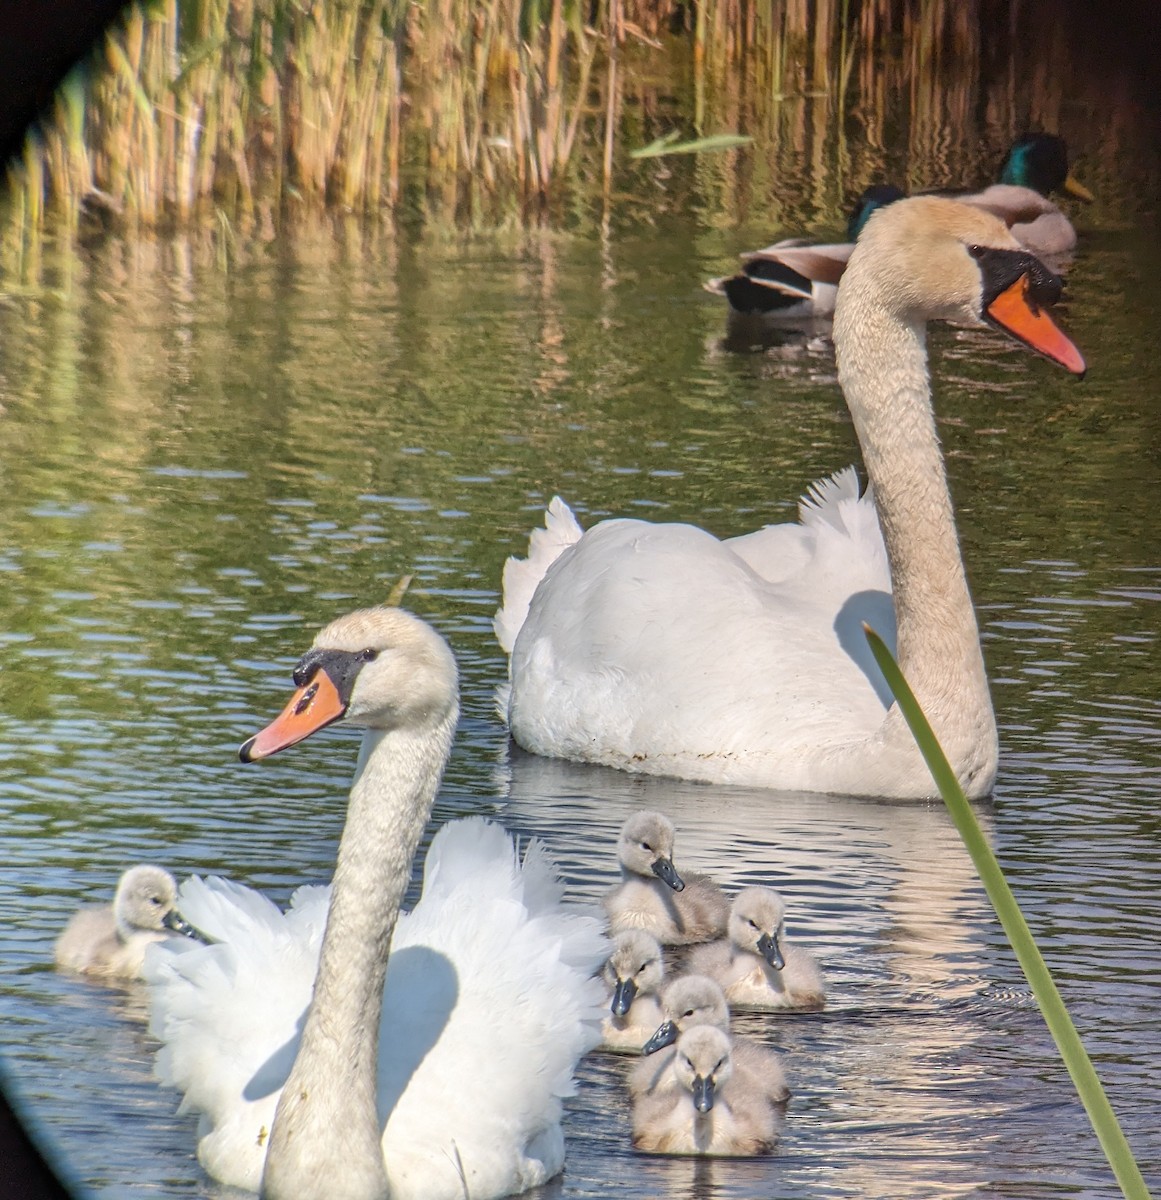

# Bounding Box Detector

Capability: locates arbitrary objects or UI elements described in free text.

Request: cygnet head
[617,811,684,892]
[839,195,1084,375]
[603,930,665,1017]
[672,1026,733,1114]
[240,607,459,761]
[729,886,787,970]
[113,866,190,940]
[642,974,730,1055]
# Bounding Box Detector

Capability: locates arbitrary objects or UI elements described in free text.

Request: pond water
[2,121,1161,1198]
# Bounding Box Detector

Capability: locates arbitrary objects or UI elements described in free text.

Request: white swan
[54,865,192,979]
[495,196,1086,799]
[632,974,789,1104]
[604,811,729,945]
[631,1026,781,1156]
[145,608,607,1200]
[600,930,665,1052]
[687,886,825,1010]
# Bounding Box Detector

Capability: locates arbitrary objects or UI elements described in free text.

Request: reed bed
[0,0,1153,270]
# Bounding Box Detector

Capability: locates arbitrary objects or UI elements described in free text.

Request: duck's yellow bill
[1062,175,1095,203]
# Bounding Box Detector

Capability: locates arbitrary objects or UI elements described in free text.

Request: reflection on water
[1,46,1160,1200]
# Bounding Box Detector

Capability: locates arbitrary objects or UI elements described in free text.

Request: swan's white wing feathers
[380,817,606,1200]
[145,876,323,1192]
[494,497,583,655]
[147,822,605,1200]
[506,468,895,782]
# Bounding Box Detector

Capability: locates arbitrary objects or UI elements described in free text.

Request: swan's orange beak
[239,671,347,762]
[985,275,1086,376]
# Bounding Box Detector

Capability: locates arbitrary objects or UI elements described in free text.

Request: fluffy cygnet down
[604,812,729,946]
[55,865,193,979]
[631,974,789,1104]
[600,930,666,1052]
[687,885,825,1010]
[631,1026,782,1156]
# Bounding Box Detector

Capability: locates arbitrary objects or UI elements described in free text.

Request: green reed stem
[863,624,1152,1200]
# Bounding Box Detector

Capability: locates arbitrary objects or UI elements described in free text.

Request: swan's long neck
[834,292,997,781]
[262,714,456,1200]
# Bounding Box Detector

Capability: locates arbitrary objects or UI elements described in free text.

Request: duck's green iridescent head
[999,134,1094,202]
[847,184,906,241]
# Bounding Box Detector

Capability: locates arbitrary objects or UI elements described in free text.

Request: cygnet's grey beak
[650,857,685,892]
[163,909,196,938]
[757,930,785,970]
[641,1020,678,1056]
[691,1074,715,1113]
[611,977,637,1017]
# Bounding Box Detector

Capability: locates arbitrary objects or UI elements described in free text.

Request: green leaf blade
[863,624,1152,1200]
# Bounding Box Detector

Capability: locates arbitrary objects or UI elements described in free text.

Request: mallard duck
[704,184,905,319]
[953,133,1093,257]
[706,136,1091,322]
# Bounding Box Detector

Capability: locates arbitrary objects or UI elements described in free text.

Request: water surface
[1,145,1160,1200]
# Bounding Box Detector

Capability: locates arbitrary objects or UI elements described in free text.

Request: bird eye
[966,244,987,259]
[683,1008,695,1018]
[360,648,379,662]
[747,918,759,929]
[641,842,652,852]
[150,897,163,906]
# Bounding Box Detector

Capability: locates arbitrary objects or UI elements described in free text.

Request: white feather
[146,817,607,1199]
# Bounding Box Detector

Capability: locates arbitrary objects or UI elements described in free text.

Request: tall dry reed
[0,0,1146,269]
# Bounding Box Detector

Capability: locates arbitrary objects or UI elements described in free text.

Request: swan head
[642,974,730,1055]
[616,811,685,891]
[603,930,665,1017]
[113,865,191,939]
[840,195,1085,375]
[672,1026,733,1114]
[728,886,787,970]
[239,607,459,761]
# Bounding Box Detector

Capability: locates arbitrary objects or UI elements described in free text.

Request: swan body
[604,812,729,945]
[600,930,665,1052]
[54,865,192,979]
[496,197,1085,799]
[146,608,607,1200]
[687,886,825,1010]
[705,185,904,319]
[632,974,789,1103]
[631,1026,780,1156]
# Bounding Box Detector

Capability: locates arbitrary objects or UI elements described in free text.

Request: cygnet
[687,885,825,1010]
[600,930,666,1052]
[631,1026,781,1156]
[55,865,193,979]
[604,811,729,946]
